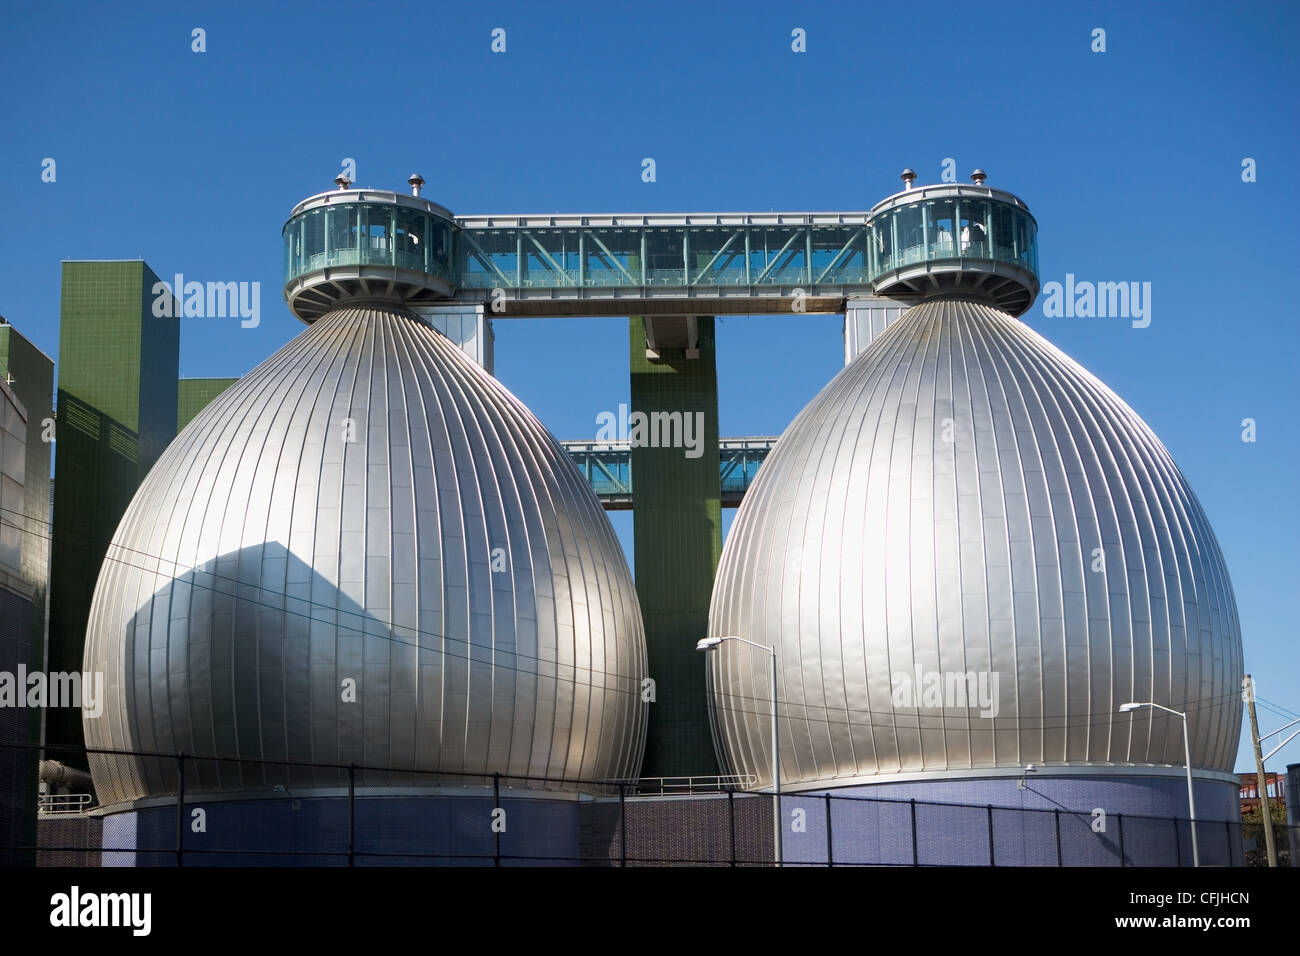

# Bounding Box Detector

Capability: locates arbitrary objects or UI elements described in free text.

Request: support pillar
[629,315,721,778]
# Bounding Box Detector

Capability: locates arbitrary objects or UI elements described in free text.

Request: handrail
[38,792,93,814]
[628,774,759,795]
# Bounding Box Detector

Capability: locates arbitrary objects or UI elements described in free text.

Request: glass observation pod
[283,189,460,322]
[865,182,1039,316]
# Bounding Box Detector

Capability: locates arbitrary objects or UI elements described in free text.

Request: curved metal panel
[84,304,647,804]
[707,299,1242,789]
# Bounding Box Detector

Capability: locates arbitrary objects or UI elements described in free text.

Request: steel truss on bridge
[454,212,874,316]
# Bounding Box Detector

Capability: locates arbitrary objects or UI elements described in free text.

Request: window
[363,205,392,259]
[395,208,425,270]
[327,206,358,254]
[304,209,325,261]
[430,221,450,274]
[893,204,924,264]
[962,200,991,256]
[868,219,890,275]
[923,199,954,258]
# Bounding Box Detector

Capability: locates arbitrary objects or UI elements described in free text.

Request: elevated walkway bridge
[562,437,776,510]
[282,180,1039,322]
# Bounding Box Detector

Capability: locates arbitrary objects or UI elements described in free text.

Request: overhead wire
[0,502,1250,736]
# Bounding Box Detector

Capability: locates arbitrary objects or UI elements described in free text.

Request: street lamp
[697,635,781,866]
[1120,701,1199,867]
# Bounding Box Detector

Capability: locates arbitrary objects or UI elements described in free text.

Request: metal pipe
[38,760,93,791]
[770,644,781,868]
[1181,710,1200,867]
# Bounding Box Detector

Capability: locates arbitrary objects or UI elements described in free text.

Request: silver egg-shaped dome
[707,298,1242,790]
[84,303,647,805]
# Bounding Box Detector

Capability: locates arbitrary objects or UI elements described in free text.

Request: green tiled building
[0,317,54,865]
[0,318,55,670]
[0,321,55,863]
[47,262,179,760]
[178,377,237,431]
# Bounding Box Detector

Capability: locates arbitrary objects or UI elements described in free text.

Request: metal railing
[6,741,1292,867]
[631,775,758,795]
[37,793,92,814]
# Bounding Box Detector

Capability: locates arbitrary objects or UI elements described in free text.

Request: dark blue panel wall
[779,775,1241,867]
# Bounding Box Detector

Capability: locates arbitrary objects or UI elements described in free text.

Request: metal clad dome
[84,303,647,804]
[707,299,1241,789]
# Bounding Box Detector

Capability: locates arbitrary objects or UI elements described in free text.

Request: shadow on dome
[87,542,626,866]
[89,540,600,800]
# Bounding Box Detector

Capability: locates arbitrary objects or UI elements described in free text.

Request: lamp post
[697,635,780,866]
[1120,701,1198,867]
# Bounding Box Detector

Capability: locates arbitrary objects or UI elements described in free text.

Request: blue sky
[2,0,1297,772]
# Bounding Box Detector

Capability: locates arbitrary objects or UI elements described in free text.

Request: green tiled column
[629,316,721,778]
[49,262,179,760]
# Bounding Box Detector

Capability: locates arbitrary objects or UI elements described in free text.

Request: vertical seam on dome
[187,309,340,788]
[250,310,354,784]
[420,325,546,780]
[974,305,1078,765]
[337,309,373,770]
[1002,315,1150,766]
[844,302,919,777]
[1004,325,1146,764]
[938,303,969,767]
[414,323,476,777]
[995,327,1110,764]
[373,315,396,780]
[388,312,447,781]
[955,303,1013,770]
[281,311,362,784]
[1027,332,1223,768]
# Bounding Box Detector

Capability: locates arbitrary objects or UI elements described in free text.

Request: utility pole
[1243,675,1278,867]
